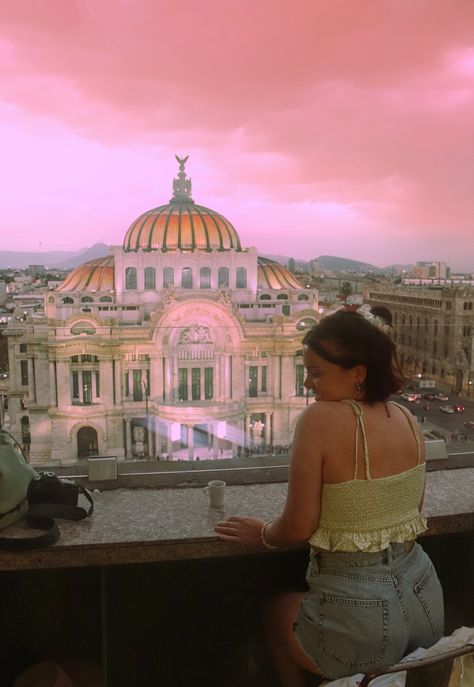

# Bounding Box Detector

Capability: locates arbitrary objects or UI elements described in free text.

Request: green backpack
[0,430,59,549]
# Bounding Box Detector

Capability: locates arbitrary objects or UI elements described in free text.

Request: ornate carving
[178,324,213,344]
[218,290,232,305]
[170,155,194,202]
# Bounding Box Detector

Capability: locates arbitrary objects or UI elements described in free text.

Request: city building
[411,261,449,280]
[366,284,474,395]
[5,158,319,464]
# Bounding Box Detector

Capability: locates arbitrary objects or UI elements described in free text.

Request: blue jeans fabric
[294,542,444,680]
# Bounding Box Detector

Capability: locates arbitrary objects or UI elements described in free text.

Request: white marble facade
[5,161,319,464]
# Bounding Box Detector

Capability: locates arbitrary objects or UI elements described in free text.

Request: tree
[340,281,353,302]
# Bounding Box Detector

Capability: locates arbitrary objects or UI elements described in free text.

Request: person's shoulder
[297,401,348,431]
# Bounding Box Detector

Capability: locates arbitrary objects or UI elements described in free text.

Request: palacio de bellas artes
[5,157,319,465]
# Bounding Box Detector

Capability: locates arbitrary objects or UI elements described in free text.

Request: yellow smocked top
[309,400,427,552]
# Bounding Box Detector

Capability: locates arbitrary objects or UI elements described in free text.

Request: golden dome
[123,156,241,252]
[56,256,115,292]
[257,257,303,289]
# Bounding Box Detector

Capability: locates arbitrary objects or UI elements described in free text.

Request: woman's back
[310,399,426,552]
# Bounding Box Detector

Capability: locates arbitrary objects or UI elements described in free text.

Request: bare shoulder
[296,401,352,435]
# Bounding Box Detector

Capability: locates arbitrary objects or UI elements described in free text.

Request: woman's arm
[214,404,325,547]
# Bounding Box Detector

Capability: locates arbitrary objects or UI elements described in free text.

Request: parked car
[453,404,465,413]
[401,393,418,402]
[440,405,455,414]
[434,393,449,401]
[464,420,474,430]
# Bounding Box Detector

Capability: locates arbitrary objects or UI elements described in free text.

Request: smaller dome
[257,257,303,290]
[56,256,115,292]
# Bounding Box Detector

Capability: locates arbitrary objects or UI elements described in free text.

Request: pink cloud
[0,0,473,269]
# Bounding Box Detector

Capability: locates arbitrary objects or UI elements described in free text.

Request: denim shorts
[293,542,444,680]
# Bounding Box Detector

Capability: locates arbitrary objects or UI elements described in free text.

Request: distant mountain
[52,243,110,269]
[261,253,382,273]
[0,243,110,270]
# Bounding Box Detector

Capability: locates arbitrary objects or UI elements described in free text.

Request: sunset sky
[1,0,473,270]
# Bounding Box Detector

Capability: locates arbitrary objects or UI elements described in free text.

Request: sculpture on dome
[171,155,193,202]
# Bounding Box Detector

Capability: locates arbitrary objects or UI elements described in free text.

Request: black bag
[0,430,93,551]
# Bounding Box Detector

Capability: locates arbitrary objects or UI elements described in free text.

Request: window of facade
[178,368,188,401]
[218,267,229,288]
[163,267,174,288]
[295,364,304,396]
[181,267,193,289]
[463,326,472,337]
[132,369,143,401]
[81,296,93,303]
[204,367,213,400]
[144,267,156,290]
[200,267,211,289]
[277,294,288,300]
[446,301,452,310]
[261,366,267,393]
[432,364,436,375]
[125,267,137,290]
[433,341,437,355]
[424,318,429,332]
[70,355,100,404]
[248,366,258,397]
[99,296,112,302]
[192,368,201,400]
[19,343,27,353]
[20,360,29,386]
[282,305,290,316]
[236,267,247,289]
[62,297,74,305]
[260,294,271,300]
[434,320,438,336]
[298,294,309,301]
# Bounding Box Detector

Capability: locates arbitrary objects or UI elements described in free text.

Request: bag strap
[0,515,60,551]
[29,485,94,521]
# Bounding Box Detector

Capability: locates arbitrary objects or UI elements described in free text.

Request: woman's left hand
[214,516,265,545]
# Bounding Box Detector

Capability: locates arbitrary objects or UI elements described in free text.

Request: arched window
[394,313,398,324]
[48,296,55,304]
[236,267,247,289]
[277,294,288,300]
[218,267,229,288]
[181,267,193,289]
[62,297,74,305]
[144,267,156,290]
[163,267,174,288]
[81,296,93,303]
[424,318,429,332]
[298,294,309,301]
[200,267,211,289]
[99,296,112,302]
[409,315,413,326]
[260,294,271,300]
[401,315,406,325]
[433,319,438,336]
[125,267,137,290]
[71,322,96,335]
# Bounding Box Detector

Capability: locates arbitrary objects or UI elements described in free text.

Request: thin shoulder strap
[342,399,371,480]
[391,401,422,464]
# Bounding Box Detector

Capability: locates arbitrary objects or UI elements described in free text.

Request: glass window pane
[295,364,304,396]
[192,368,201,400]
[261,366,267,393]
[200,267,211,289]
[125,267,137,290]
[20,360,29,386]
[144,267,156,289]
[178,368,188,401]
[249,366,258,397]
[163,267,174,288]
[72,371,79,399]
[218,267,229,288]
[133,369,142,401]
[236,267,247,288]
[181,267,193,289]
[204,367,213,400]
[82,370,92,404]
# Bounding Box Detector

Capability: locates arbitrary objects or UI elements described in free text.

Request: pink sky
[1,0,473,270]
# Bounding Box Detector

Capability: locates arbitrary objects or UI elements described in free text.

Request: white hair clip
[357,304,391,333]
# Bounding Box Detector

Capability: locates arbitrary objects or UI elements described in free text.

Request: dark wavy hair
[302,309,404,403]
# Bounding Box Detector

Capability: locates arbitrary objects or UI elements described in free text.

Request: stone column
[27,358,35,404]
[100,359,114,407]
[167,424,173,459]
[187,425,194,461]
[125,419,132,458]
[245,415,251,449]
[264,413,271,446]
[114,358,122,406]
[49,362,57,407]
[56,360,70,408]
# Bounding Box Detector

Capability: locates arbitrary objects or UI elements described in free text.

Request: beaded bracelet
[261,520,279,550]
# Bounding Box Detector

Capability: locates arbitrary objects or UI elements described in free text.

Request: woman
[215,308,444,685]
